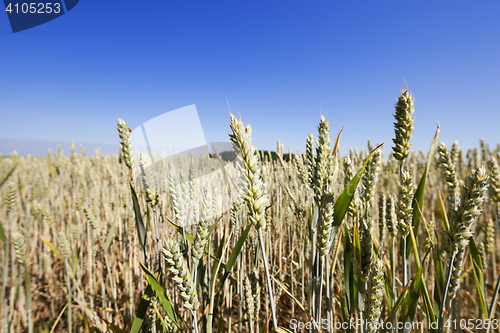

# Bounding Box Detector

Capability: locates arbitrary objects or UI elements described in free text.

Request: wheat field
[1,88,500,333]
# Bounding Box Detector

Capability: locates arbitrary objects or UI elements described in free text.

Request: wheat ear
[365,258,385,333]
[392,88,415,163]
[228,113,277,330]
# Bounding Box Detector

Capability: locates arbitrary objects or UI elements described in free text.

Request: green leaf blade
[225,224,252,274]
[138,260,181,330]
[470,239,488,318]
[130,183,147,248]
[406,124,439,258]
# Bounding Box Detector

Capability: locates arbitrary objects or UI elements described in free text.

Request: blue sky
[1,1,499,156]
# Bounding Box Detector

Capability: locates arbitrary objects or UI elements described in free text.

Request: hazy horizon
[1,1,499,157]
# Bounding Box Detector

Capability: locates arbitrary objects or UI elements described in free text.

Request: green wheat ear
[229,113,268,230]
[13,232,26,266]
[117,118,133,169]
[437,142,459,200]
[446,165,488,306]
[365,258,385,333]
[424,219,436,252]
[37,204,54,228]
[83,206,98,229]
[5,182,16,214]
[139,153,158,207]
[451,140,461,169]
[317,200,334,257]
[168,171,189,225]
[361,142,381,208]
[243,275,255,321]
[250,267,261,323]
[305,133,315,189]
[385,195,398,239]
[313,116,333,205]
[392,88,415,163]
[359,216,374,278]
[446,165,488,253]
[312,116,336,258]
[488,156,500,204]
[162,240,200,311]
[292,152,308,184]
[58,232,71,260]
[378,193,386,247]
[484,217,495,269]
[192,187,211,267]
[397,171,413,237]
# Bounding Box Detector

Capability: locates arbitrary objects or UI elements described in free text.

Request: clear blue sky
[1,1,499,156]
